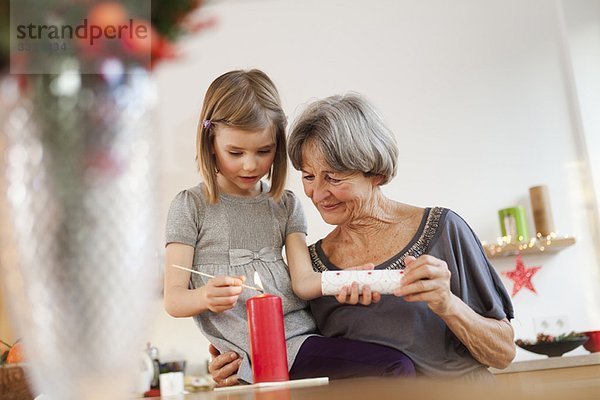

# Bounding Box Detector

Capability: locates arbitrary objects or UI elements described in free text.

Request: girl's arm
[285,233,378,304]
[164,243,245,317]
[285,233,322,300]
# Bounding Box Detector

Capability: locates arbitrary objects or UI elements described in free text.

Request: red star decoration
[502,254,542,297]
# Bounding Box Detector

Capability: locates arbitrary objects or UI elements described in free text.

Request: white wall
[562,0,600,258]
[148,0,600,375]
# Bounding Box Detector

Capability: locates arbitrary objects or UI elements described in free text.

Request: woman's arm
[395,255,515,369]
[285,232,322,300]
[163,243,245,317]
[439,296,515,369]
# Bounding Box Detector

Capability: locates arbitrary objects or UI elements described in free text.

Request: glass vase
[0,68,158,399]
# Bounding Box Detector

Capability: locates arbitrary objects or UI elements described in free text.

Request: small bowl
[581,331,600,353]
[516,337,588,357]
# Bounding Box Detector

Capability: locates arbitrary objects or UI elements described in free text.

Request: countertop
[146,375,600,400]
[490,353,600,374]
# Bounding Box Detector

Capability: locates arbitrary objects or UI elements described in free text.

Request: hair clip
[203,119,212,129]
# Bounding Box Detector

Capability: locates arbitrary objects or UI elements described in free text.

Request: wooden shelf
[483,236,576,258]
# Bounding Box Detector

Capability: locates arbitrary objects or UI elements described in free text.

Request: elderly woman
[210,93,515,381]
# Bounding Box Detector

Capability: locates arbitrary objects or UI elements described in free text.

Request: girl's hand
[335,282,381,305]
[335,263,381,305]
[393,255,454,316]
[203,275,246,313]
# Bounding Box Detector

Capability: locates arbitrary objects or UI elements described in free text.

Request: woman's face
[300,143,380,226]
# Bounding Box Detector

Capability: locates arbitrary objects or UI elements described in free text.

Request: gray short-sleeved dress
[309,207,514,378]
[165,181,316,383]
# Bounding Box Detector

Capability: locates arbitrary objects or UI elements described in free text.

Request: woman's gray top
[165,182,316,383]
[309,207,514,378]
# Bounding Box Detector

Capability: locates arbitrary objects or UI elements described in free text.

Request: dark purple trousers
[289,336,415,380]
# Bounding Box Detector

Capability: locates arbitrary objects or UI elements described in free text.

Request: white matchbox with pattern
[321,269,404,295]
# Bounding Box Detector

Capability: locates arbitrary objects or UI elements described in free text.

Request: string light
[482,233,576,258]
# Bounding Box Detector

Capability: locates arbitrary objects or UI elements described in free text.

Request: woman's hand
[335,263,381,306]
[395,255,516,368]
[393,255,454,316]
[203,276,246,313]
[208,344,241,387]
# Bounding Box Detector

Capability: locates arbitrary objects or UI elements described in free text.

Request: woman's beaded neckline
[309,207,444,272]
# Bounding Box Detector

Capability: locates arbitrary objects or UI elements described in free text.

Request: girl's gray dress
[165,181,316,383]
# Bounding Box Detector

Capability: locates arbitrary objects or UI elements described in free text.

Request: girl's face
[212,125,276,197]
[300,142,381,226]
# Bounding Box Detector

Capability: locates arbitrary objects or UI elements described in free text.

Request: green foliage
[0,0,209,72]
[0,339,13,366]
[516,331,587,346]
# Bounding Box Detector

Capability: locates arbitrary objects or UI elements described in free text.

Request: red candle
[246,294,289,383]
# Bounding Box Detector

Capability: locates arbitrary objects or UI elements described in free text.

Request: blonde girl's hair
[197,69,288,203]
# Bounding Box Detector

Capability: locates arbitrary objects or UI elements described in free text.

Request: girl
[164,69,415,384]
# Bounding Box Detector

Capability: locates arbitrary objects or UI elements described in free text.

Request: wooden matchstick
[171,264,264,292]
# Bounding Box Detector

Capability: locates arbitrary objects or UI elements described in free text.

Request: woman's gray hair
[288,93,398,185]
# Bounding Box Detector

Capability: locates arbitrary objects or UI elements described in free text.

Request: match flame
[253,271,264,292]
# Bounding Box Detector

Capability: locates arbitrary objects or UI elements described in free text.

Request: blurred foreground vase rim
[0,66,159,399]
